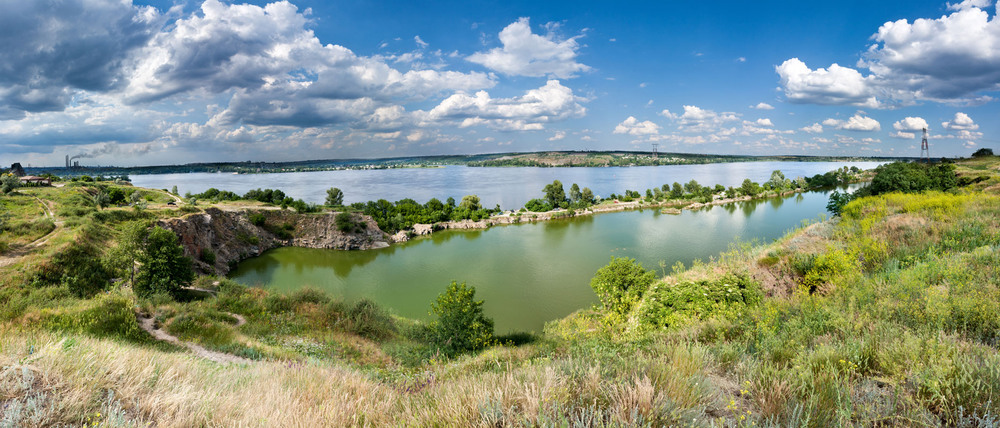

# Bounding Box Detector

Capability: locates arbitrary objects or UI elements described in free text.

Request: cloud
[0,0,160,118]
[549,130,566,141]
[750,102,774,110]
[426,80,586,131]
[755,118,774,127]
[414,35,428,48]
[893,116,929,131]
[800,123,823,133]
[672,105,740,132]
[467,17,590,78]
[613,116,660,136]
[942,112,979,130]
[823,113,881,131]
[891,131,916,139]
[778,5,1000,106]
[128,0,493,107]
[947,0,993,11]
[776,58,878,107]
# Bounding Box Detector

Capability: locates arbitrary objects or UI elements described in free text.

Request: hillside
[1,158,999,426]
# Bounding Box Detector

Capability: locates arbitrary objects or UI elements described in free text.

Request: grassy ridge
[2,158,1000,426]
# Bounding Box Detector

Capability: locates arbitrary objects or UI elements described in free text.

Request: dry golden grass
[1,327,726,427]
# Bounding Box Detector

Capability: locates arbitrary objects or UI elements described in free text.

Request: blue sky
[1,0,998,166]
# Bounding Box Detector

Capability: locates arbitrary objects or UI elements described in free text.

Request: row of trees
[353,195,500,233]
[523,181,597,212]
[827,161,958,215]
[189,187,321,213]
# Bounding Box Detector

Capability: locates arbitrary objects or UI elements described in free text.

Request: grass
[3,158,1000,426]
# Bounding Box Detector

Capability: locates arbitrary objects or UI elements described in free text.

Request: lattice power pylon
[920,128,930,163]
[652,143,658,159]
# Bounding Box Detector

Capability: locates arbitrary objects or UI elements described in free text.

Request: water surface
[230,188,844,333]
[133,161,881,209]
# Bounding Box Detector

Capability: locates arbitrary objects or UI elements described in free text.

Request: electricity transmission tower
[651,143,658,160]
[920,128,929,163]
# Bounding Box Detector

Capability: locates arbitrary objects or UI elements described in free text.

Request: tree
[325,187,344,206]
[428,281,494,357]
[767,170,789,191]
[0,174,20,194]
[590,257,657,316]
[826,190,853,216]
[170,185,178,195]
[973,148,995,158]
[740,179,760,197]
[134,227,194,297]
[459,195,481,211]
[105,221,148,287]
[569,183,582,203]
[670,182,684,198]
[684,179,702,195]
[543,180,567,208]
[581,187,595,204]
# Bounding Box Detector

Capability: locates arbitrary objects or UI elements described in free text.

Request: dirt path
[0,194,63,267]
[136,313,252,364]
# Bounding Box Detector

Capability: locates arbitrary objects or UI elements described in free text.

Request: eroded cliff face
[157,208,390,275]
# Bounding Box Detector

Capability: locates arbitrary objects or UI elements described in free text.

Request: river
[132,161,882,209]
[229,186,852,333]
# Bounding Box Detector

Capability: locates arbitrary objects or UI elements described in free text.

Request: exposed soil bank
[158,208,390,275]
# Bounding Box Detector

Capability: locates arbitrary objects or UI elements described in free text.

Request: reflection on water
[231,187,851,333]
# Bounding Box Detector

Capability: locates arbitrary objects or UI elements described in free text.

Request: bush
[636,274,762,329]
[30,241,111,297]
[42,292,144,341]
[200,247,216,265]
[335,212,366,233]
[428,281,494,357]
[590,257,657,316]
[248,212,266,226]
[344,299,396,340]
[972,147,994,157]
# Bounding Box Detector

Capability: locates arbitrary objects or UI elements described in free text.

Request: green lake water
[230,188,844,333]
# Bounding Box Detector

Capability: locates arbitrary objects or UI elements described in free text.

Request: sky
[2,0,999,167]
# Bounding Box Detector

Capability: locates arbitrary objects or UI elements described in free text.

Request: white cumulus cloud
[823,113,881,131]
[776,58,878,108]
[426,80,586,131]
[942,112,979,130]
[893,117,929,131]
[467,17,590,79]
[614,116,660,136]
[751,102,774,110]
[800,123,823,133]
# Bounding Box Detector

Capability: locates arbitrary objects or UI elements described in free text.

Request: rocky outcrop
[157,208,390,276]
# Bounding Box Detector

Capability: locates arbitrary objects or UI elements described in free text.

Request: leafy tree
[767,170,790,191]
[581,187,595,204]
[670,182,684,198]
[170,185,178,195]
[446,196,456,207]
[107,187,127,205]
[684,179,702,195]
[569,183,582,203]
[740,179,760,197]
[0,174,20,194]
[134,227,194,297]
[972,148,994,158]
[325,187,344,206]
[105,221,148,287]
[543,180,567,208]
[826,190,853,216]
[524,198,552,212]
[428,281,494,357]
[459,195,482,211]
[855,161,956,198]
[590,257,657,316]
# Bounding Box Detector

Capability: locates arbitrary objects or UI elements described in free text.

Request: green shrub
[636,274,762,329]
[335,212,366,233]
[248,212,266,226]
[30,241,111,297]
[199,247,216,265]
[428,281,494,357]
[344,299,396,340]
[589,257,657,316]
